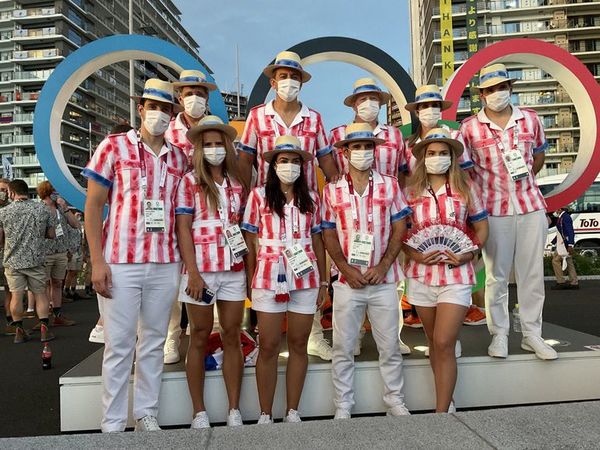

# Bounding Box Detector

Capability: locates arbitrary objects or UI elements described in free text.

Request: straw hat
[172,70,217,91]
[263,135,313,163]
[412,128,464,159]
[263,51,311,83]
[476,63,517,89]
[404,84,452,112]
[343,77,391,107]
[130,78,182,112]
[186,115,237,143]
[333,122,386,148]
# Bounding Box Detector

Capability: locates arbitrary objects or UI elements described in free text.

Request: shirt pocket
[472,137,498,166]
[114,160,141,196]
[333,201,352,229]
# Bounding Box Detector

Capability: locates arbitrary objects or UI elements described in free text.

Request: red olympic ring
[442,38,600,212]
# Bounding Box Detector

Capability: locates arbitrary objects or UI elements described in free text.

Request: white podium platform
[59,323,600,432]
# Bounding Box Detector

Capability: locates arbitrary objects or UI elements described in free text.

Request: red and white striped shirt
[82,129,187,264]
[322,171,412,285]
[241,187,322,291]
[460,106,548,216]
[404,181,488,286]
[237,100,330,192]
[175,172,246,273]
[165,113,195,164]
[328,123,407,177]
[404,127,473,175]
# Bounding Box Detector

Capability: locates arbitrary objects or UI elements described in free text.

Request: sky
[176,0,412,131]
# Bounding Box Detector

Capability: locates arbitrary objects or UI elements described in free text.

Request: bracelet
[320,281,329,287]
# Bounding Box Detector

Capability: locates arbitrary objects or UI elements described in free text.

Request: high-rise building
[0,0,209,190]
[220,90,248,121]
[386,98,404,128]
[410,0,600,177]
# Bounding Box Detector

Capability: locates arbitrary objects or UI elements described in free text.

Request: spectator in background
[64,209,84,300]
[37,181,81,327]
[0,179,55,344]
[551,207,579,290]
[0,178,13,335]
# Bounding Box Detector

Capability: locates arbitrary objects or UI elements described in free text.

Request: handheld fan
[405,222,478,255]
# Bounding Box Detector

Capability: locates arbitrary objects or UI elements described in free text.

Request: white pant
[101,263,180,432]
[482,210,547,338]
[165,293,182,342]
[332,281,406,411]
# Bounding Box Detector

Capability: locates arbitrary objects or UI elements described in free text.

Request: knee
[51,279,62,288]
[432,335,455,356]
[258,338,280,359]
[220,326,241,348]
[189,325,211,349]
[287,334,309,354]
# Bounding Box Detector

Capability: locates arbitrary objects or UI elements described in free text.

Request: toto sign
[34,35,600,212]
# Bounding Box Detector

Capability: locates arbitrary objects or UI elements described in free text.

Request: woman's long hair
[406,142,472,207]
[265,157,314,218]
[406,101,444,148]
[191,131,249,213]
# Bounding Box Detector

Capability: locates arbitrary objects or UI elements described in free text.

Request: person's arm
[532,114,548,176]
[533,151,545,175]
[0,227,4,248]
[176,214,204,301]
[84,180,111,298]
[243,232,257,300]
[310,196,327,308]
[236,111,258,189]
[364,217,407,285]
[57,200,81,229]
[317,152,339,182]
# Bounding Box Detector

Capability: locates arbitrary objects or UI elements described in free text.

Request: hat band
[415,91,443,103]
[353,84,382,95]
[274,58,303,70]
[480,70,509,83]
[346,131,376,141]
[142,87,174,103]
[201,120,224,126]
[179,75,206,83]
[425,133,450,140]
[274,143,301,151]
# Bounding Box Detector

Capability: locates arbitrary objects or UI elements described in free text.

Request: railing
[13,154,39,165]
[2,6,59,20]
[13,48,61,59]
[433,26,488,40]
[12,26,57,38]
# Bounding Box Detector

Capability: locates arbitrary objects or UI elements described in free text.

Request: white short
[252,287,318,315]
[408,279,472,308]
[178,270,246,306]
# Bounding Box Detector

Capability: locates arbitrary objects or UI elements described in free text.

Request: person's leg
[185,302,214,415]
[3,284,12,326]
[27,291,35,314]
[285,311,314,412]
[216,300,245,411]
[431,303,467,413]
[415,305,437,371]
[163,294,183,364]
[566,256,578,285]
[133,263,180,422]
[551,252,565,284]
[255,310,285,416]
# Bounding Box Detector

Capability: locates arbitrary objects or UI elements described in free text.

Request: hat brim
[343,90,391,107]
[476,77,517,89]
[263,148,314,164]
[263,64,311,83]
[186,123,238,143]
[333,135,386,148]
[131,95,183,113]
[173,81,217,91]
[404,99,453,112]
[412,137,464,160]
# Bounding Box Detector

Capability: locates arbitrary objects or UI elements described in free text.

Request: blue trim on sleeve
[391,207,412,223]
[460,160,474,169]
[316,145,333,158]
[81,168,112,188]
[468,210,488,223]
[240,222,258,233]
[311,225,322,234]
[533,141,548,154]
[321,220,337,229]
[175,207,194,215]
[237,143,257,155]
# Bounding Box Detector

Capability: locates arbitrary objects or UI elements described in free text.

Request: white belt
[258,238,312,247]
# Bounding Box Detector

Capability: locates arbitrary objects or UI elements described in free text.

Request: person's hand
[341,264,368,289]
[67,251,72,261]
[409,249,443,265]
[442,250,474,267]
[364,263,388,285]
[185,271,205,302]
[56,196,67,209]
[567,245,574,255]
[316,285,328,309]
[92,261,112,298]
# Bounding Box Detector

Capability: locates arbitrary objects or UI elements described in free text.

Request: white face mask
[276,79,301,102]
[203,146,226,166]
[485,89,511,112]
[143,110,170,136]
[183,95,206,118]
[349,150,375,171]
[276,162,301,184]
[425,155,452,174]
[357,99,380,122]
[418,107,441,128]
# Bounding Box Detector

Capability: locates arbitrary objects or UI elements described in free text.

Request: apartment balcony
[0,113,34,126]
[2,48,64,65]
[0,6,62,22]
[0,134,34,147]
[10,26,59,42]
[23,173,48,189]
[433,26,489,42]
[0,69,54,84]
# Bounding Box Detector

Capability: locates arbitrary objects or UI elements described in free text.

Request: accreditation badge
[502,148,529,181]
[349,232,374,267]
[55,222,64,238]
[284,243,315,279]
[144,199,166,232]
[224,224,249,259]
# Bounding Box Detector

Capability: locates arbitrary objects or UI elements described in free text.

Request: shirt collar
[478,105,524,131]
[265,99,310,128]
[338,170,385,189]
[127,128,172,158]
[174,113,187,131]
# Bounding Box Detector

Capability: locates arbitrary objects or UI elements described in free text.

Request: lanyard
[137,133,168,200]
[427,181,452,219]
[347,172,374,234]
[279,205,300,242]
[180,114,192,130]
[489,124,519,153]
[217,176,238,225]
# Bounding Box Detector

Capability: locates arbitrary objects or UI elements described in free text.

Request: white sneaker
[191,411,210,429]
[307,337,333,361]
[455,340,462,358]
[354,330,366,356]
[135,415,161,432]
[448,400,456,413]
[257,413,273,424]
[283,409,302,423]
[488,335,508,358]
[521,335,558,360]
[227,409,243,426]
[399,338,411,355]
[334,409,351,419]
[387,403,411,416]
[163,338,180,364]
[88,325,104,344]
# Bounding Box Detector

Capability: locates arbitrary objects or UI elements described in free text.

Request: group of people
[80,50,558,432]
